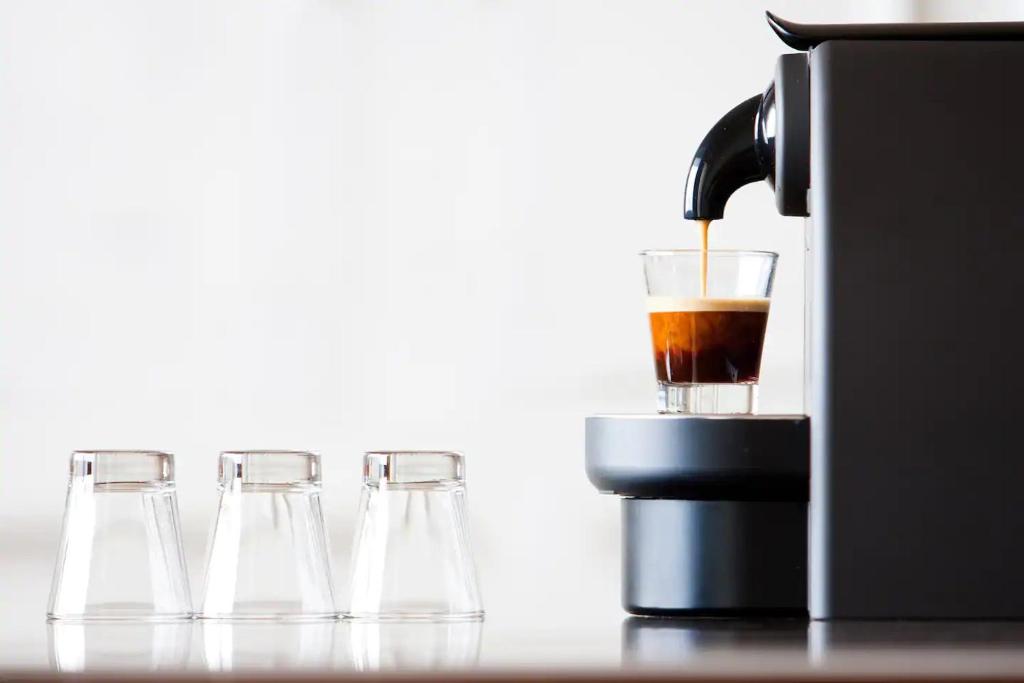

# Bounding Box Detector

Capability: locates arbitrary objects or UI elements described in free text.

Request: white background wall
[0,0,1018,655]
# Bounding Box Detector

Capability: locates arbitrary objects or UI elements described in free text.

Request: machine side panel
[810,40,1024,618]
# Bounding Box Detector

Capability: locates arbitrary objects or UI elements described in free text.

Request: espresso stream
[698,218,710,297]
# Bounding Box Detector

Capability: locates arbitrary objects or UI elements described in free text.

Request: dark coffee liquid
[648,300,769,384]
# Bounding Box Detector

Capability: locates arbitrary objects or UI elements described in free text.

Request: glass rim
[220,450,316,456]
[218,450,320,487]
[73,450,170,457]
[364,451,465,485]
[69,450,174,484]
[640,249,778,258]
[365,450,463,457]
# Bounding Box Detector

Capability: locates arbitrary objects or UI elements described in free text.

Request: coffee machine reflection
[48,622,192,673]
[588,12,1024,620]
[623,618,807,668]
[809,621,1024,659]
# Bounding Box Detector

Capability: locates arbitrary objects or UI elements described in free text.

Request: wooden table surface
[1,616,1022,680]
[6,541,1024,680]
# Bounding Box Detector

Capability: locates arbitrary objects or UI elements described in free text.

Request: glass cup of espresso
[641,250,778,414]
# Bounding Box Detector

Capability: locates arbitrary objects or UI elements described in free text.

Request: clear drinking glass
[199,451,336,620]
[47,450,192,621]
[642,250,778,414]
[345,451,483,621]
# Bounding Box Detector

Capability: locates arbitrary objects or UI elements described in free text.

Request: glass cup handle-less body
[199,451,336,621]
[48,451,193,621]
[642,250,778,415]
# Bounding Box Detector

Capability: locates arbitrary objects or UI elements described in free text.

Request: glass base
[47,612,194,623]
[657,382,757,415]
[197,612,338,622]
[343,611,484,623]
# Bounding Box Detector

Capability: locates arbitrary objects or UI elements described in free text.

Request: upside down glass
[345,451,483,621]
[199,451,336,620]
[642,250,777,414]
[47,451,192,621]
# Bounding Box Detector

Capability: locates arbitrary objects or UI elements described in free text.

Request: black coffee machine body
[586,14,1024,620]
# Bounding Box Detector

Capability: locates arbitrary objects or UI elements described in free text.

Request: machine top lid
[767,11,1024,51]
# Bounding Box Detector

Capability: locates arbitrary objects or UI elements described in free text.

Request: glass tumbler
[642,250,778,414]
[345,451,483,621]
[199,451,336,620]
[47,450,192,621]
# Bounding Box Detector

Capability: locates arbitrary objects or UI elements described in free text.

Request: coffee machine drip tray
[585,414,809,617]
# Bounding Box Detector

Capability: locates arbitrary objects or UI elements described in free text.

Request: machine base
[624,498,807,616]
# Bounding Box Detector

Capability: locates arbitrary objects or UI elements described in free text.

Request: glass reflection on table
[48,621,192,672]
[202,620,335,671]
[346,620,483,671]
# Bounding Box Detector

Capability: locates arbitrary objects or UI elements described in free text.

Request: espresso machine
[586,13,1024,620]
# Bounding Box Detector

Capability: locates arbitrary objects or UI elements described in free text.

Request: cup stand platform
[585,414,810,616]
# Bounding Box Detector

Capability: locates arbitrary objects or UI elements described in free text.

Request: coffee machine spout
[684,54,810,220]
[683,93,770,220]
